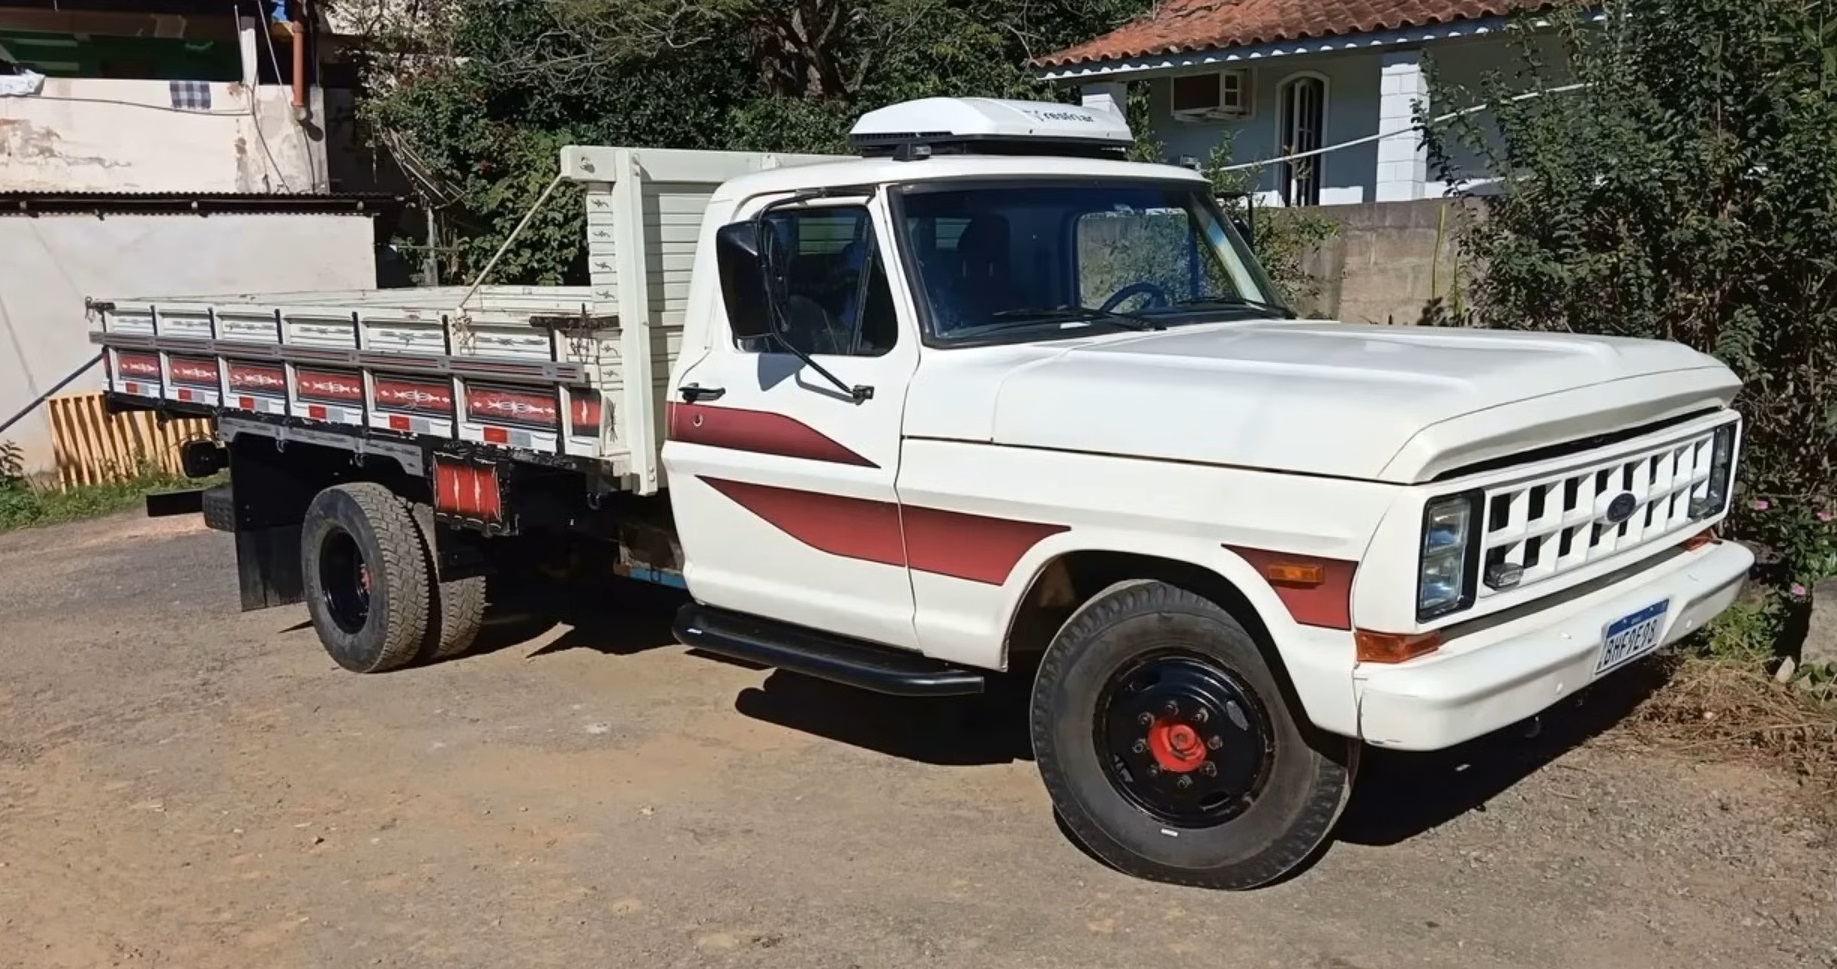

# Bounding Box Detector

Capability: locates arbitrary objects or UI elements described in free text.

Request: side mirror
[716,220,775,342]
[1217,193,1256,246]
[1228,213,1254,246]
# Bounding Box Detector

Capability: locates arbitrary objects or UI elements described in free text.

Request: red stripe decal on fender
[1225,545,1357,631]
[668,403,877,468]
[700,476,1064,585]
[904,506,1068,585]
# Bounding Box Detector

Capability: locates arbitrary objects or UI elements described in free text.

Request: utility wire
[1217,82,1589,172]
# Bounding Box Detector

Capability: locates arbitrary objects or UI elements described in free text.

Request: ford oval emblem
[1606,492,1638,524]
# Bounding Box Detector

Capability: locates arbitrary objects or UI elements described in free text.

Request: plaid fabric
[168,80,212,111]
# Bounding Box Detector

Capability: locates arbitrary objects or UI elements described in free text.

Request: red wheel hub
[1146,719,1206,773]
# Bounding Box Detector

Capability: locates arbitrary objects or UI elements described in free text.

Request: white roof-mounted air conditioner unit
[849,97,1135,159]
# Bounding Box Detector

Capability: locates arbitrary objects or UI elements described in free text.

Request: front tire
[301,483,431,674]
[1030,580,1357,890]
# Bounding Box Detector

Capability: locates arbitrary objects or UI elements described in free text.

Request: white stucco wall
[1149,50,1383,205]
[0,77,325,194]
[0,213,375,472]
[1140,33,1550,203]
[1421,34,1571,195]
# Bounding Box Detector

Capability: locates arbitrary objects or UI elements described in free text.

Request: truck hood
[904,321,1741,483]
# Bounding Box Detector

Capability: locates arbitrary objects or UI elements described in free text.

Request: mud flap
[236,523,305,611]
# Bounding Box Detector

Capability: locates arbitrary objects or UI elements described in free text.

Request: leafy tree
[360,0,1149,282]
[1425,0,1837,588]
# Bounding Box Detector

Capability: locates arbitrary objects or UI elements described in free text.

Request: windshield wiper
[1174,295,1298,320]
[987,304,1165,331]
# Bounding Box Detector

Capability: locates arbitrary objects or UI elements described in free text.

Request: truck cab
[87,96,1752,891]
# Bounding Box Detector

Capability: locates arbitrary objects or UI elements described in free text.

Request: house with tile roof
[1037,0,1564,206]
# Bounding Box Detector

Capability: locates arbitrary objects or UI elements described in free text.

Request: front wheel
[1030,580,1357,890]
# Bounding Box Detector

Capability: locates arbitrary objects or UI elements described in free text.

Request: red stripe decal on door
[700,476,1063,585]
[702,477,905,568]
[668,403,877,468]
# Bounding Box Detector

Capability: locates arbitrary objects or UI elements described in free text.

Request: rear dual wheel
[1031,580,1358,890]
[301,483,487,673]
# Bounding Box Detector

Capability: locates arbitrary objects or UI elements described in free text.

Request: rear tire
[1030,580,1357,890]
[408,504,489,662]
[428,573,488,661]
[301,483,431,674]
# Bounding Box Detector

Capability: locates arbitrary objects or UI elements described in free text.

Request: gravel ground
[0,513,1833,969]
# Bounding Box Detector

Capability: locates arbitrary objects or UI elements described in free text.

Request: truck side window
[747,206,898,357]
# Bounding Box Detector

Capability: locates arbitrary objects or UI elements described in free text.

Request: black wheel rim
[318,529,371,635]
[1093,650,1275,827]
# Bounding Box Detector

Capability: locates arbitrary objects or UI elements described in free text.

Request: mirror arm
[767,333,875,402]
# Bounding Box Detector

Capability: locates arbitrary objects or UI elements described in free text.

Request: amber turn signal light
[1680,528,1715,551]
[1355,629,1441,664]
[1261,561,1326,586]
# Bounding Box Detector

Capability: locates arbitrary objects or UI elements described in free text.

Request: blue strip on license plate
[1596,600,1669,675]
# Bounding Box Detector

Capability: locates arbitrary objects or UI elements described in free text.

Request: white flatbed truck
[88,97,1753,889]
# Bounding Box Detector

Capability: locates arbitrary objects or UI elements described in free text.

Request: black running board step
[673,604,985,697]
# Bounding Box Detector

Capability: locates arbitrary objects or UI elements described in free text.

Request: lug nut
[1206,735,1223,751]
[1164,699,1180,715]
[1192,708,1209,724]
[1138,712,1154,726]
[1202,762,1218,777]
[1132,739,1147,754]
[1176,775,1193,789]
[1146,764,1161,777]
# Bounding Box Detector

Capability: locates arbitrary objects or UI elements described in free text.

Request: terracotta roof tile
[1038,0,1537,68]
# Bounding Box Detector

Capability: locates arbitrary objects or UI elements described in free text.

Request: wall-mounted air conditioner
[1170,70,1251,122]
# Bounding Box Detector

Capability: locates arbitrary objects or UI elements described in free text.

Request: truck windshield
[895,180,1287,344]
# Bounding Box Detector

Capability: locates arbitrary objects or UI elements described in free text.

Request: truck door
[663,198,921,649]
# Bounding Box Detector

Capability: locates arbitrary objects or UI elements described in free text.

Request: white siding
[1137,34,1554,203]
[0,213,375,472]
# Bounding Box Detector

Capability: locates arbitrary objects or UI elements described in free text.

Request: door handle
[678,384,725,403]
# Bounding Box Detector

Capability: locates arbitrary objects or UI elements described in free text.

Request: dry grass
[1619,653,1837,803]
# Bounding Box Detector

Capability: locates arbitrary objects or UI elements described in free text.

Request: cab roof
[711,153,1208,203]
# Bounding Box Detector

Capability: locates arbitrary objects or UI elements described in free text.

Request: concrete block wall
[1295,198,1476,324]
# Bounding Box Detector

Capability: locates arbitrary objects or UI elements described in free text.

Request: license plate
[1595,600,1669,676]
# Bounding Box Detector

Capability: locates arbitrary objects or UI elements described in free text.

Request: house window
[1278,74,1326,206]
[1170,70,1251,122]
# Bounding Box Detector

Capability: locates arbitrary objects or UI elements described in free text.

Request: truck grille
[1475,422,1727,599]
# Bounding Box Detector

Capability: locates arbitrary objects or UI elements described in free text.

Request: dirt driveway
[1,514,1832,969]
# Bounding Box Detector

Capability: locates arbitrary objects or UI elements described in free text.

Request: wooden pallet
[45,393,212,489]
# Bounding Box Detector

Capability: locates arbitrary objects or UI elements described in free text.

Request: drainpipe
[291,0,309,123]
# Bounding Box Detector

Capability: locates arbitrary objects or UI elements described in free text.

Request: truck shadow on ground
[733,671,1038,766]
[454,580,1676,856]
[476,577,687,660]
[1334,661,1670,847]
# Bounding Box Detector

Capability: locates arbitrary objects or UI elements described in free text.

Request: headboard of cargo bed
[558,145,840,493]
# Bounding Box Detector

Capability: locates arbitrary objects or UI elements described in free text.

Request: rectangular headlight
[1419,492,1480,620]
[1690,421,1739,520]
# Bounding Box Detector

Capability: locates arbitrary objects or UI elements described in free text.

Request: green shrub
[1425,0,1837,596]
[0,461,202,533]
